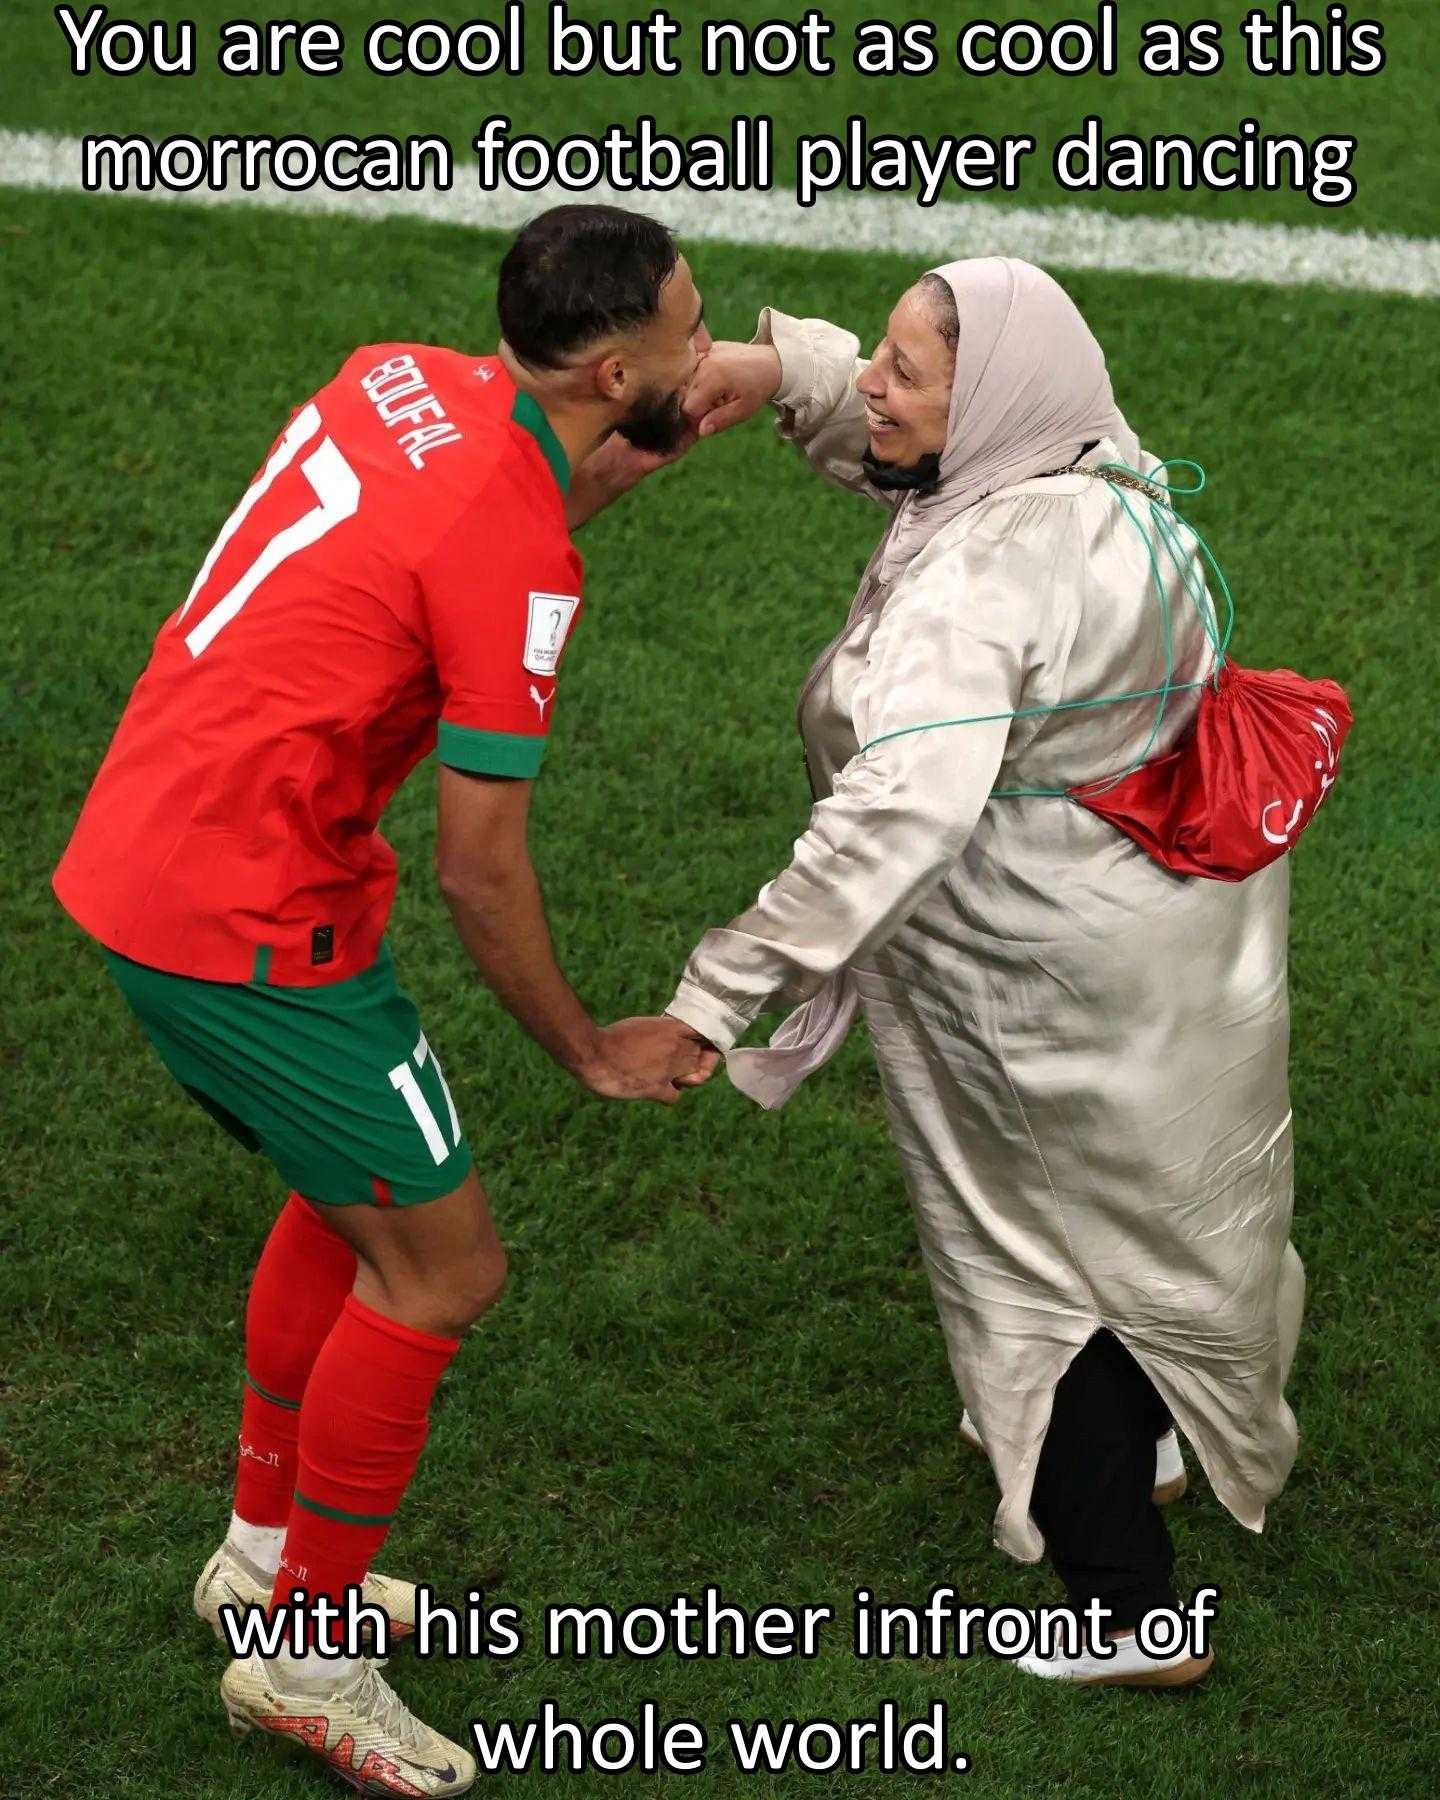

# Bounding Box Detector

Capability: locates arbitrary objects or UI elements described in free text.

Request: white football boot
[194,1540,418,1644]
[221,1652,476,1796]
[1015,1629,1214,1688]
[959,1412,1188,1506]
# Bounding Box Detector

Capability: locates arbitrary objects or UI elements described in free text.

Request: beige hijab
[875,255,1143,582]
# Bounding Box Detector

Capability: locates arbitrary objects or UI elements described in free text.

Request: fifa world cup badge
[523,592,579,676]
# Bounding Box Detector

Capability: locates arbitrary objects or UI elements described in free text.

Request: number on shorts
[388,1032,462,1167]
[176,402,360,658]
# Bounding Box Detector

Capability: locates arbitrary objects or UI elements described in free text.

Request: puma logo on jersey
[529,684,553,722]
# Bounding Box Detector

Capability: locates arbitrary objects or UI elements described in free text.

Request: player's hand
[683,342,784,438]
[583,423,698,489]
[566,427,699,529]
[579,1016,717,1105]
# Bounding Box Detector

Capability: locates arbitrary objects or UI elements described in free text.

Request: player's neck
[497,345,616,476]
[529,398,615,475]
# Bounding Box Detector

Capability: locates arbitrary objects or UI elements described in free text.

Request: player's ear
[592,353,627,404]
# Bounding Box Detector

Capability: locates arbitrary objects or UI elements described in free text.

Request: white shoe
[195,1540,419,1644]
[1015,1630,1214,1688]
[1151,1429,1188,1505]
[221,1651,476,1795]
[959,1413,1188,1507]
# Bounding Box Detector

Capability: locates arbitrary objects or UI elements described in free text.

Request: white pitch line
[3,127,1437,299]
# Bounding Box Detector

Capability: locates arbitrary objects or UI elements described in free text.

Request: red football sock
[271,1295,460,1647]
[234,1192,357,1528]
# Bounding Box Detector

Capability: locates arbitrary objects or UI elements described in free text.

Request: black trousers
[1027,1329,1179,1630]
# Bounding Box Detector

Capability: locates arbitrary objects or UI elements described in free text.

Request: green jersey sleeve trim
[436,721,546,777]
[510,391,572,495]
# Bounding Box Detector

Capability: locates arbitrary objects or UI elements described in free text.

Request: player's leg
[213,1163,501,1619]
[100,940,489,1787]
[195,1191,357,1629]
[222,1169,497,1796]
[319,1158,507,1337]
[264,1164,503,1643]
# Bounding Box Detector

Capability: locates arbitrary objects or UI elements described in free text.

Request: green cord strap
[856,456,1237,798]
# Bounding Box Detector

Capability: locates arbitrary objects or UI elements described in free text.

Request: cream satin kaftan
[667,312,1303,1561]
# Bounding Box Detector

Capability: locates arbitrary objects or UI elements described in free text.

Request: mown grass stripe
[2,127,1436,299]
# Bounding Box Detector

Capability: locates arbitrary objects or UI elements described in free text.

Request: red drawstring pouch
[858,459,1354,883]
[1068,662,1353,881]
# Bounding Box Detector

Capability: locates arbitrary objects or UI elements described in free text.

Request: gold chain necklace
[1035,457,1171,502]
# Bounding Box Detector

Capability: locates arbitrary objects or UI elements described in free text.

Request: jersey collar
[510,390,571,496]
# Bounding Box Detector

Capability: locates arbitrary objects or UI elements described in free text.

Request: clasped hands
[578,1016,722,1107]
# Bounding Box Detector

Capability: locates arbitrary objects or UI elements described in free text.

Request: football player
[53,204,718,1796]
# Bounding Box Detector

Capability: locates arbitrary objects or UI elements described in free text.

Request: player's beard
[614,379,689,454]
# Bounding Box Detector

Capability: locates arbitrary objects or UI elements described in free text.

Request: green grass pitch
[3,5,1439,1795]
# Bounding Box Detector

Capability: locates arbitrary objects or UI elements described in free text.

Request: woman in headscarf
[667,258,1302,1688]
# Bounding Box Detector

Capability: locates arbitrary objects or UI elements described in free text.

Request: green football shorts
[100,938,474,1207]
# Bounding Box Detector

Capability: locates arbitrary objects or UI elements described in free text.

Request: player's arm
[435,766,705,1103]
[564,426,698,531]
[435,767,593,1071]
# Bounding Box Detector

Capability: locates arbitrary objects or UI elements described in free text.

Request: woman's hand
[672,1043,722,1087]
[683,342,784,438]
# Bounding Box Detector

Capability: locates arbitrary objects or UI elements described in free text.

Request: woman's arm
[665,522,1031,1049]
[757,309,893,502]
[685,310,896,506]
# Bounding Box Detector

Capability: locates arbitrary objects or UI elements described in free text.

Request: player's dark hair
[498,205,680,371]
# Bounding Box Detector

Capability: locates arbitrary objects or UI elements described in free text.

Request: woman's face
[856,284,956,466]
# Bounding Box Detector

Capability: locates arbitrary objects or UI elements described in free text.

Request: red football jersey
[53,346,583,986]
